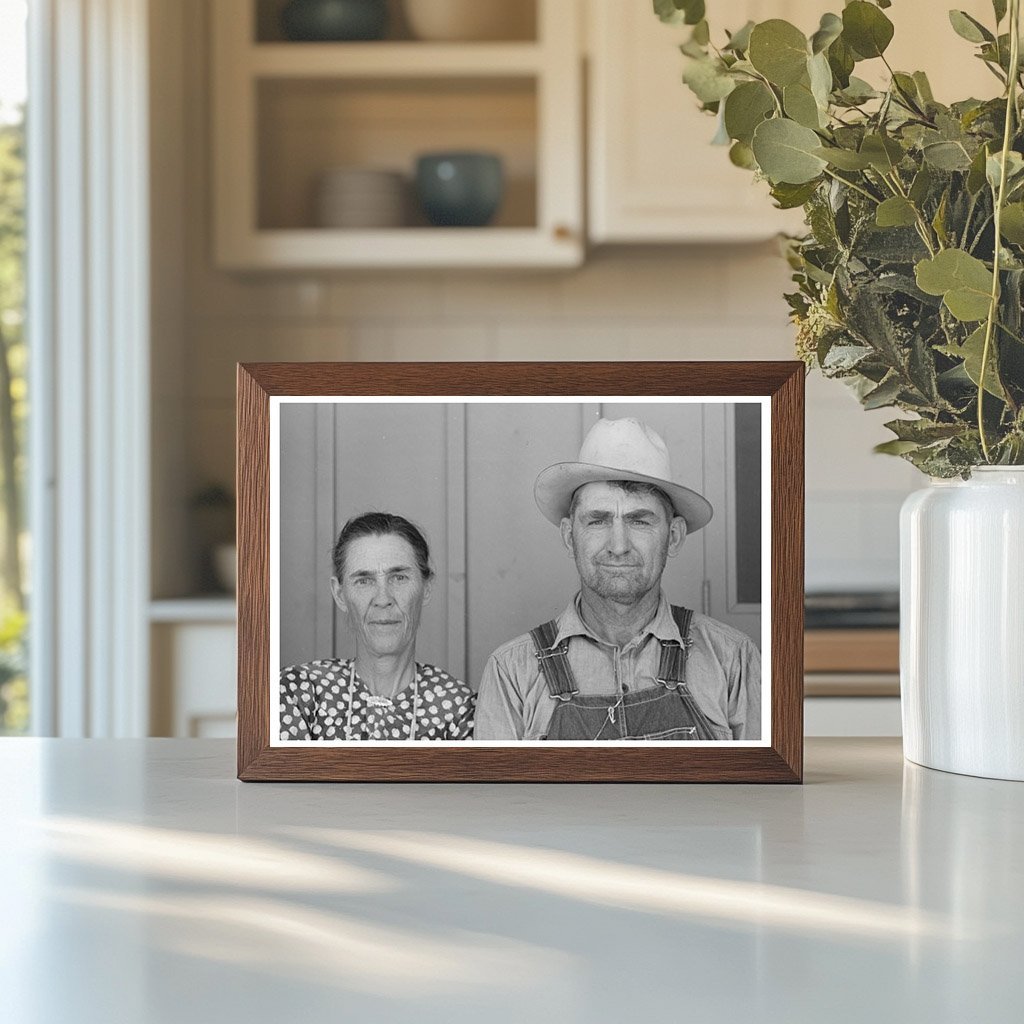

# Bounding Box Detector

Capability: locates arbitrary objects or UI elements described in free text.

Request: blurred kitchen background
[1,0,997,740]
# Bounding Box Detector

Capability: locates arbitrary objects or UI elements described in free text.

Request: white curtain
[28,0,150,736]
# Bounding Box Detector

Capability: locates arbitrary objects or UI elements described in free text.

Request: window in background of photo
[0,0,28,735]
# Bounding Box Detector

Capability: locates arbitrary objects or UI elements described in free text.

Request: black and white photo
[270,397,769,746]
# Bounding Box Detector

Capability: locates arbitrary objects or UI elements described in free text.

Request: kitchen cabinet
[150,600,237,737]
[586,0,810,243]
[586,0,999,244]
[211,0,583,268]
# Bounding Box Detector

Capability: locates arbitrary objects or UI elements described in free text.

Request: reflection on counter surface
[2,738,1022,1022]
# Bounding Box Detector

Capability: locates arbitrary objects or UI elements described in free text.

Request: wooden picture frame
[237,362,804,782]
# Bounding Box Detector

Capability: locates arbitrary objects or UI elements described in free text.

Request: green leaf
[813,146,872,170]
[751,118,828,184]
[807,52,833,109]
[986,150,1024,191]
[948,10,994,44]
[876,197,918,228]
[842,1,895,59]
[810,12,843,54]
[874,439,922,455]
[729,140,757,169]
[1000,203,1024,245]
[723,81,775,144]
[748,20,809,87]
[683,1,706,27]
[837,76,879,104]
[891,72,922,110]
[827,37,855,89]
[860,133,904,173]
[784,80,824,129]
[909,164,933,205]
[922,140,972,171]
[682,57,736,104]
[938,325,1006,398]
[724,20,755,53]
[932,190,950,247]
[862,374,903,409]
[680,37,708,59]
[653,0,682,24]
[770,180,820,209]
[912,71,935,104]
[915,249,994,321]
[967,144,991,194]
[653,0,705,26]
[711,109,731,145]
[884,418,963,443]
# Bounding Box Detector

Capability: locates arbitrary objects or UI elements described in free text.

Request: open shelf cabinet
[212,0,583,268]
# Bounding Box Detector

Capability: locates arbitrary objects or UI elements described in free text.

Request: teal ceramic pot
[415,152,505,227]
[281,0,388,41]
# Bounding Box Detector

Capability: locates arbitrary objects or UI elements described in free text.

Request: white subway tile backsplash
[558,251,726,320]
[325,274,445,320]
[187,324,353,400]
[441,272,562,320]
[187,271,327,321]
[492,323,628,361]
[387,324,495,361]
[720,242,794,321]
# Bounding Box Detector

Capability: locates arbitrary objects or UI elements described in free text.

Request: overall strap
[529,620,579,701]
[656,606,694,687]
[659,606,718,740]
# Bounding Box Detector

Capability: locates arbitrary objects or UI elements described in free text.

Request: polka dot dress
[278,659,475,741]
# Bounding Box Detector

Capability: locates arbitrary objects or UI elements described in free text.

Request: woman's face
[330,533,431,659]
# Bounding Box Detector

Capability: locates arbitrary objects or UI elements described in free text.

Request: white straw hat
[533,417,713,532]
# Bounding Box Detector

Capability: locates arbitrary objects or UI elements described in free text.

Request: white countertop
[1,738,1020,1023]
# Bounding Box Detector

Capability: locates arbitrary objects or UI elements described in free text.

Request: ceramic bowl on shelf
[280,0,388,42]
[403,0,534,41]
[315,167,408,228]
[414,152,504,227]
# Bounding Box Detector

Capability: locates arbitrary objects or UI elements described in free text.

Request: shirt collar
[552,591,682,648]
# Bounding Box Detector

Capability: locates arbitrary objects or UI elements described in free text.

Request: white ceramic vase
[900,467,1024,780]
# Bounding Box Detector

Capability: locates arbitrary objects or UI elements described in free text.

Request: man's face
[330,533,431,658]
[561,482,685,605]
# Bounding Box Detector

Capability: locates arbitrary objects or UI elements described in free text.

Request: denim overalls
[530,606,719,741]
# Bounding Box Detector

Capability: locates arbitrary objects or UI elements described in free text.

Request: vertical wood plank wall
[279,401,759,687]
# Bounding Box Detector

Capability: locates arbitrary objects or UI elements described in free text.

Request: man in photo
[474,417,761,741]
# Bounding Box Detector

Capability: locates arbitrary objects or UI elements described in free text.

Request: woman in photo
[279,512,474,741]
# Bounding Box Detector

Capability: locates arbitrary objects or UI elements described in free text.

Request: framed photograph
[237,362,804,782]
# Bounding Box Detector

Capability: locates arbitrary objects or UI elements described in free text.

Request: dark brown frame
[237,362,804,782]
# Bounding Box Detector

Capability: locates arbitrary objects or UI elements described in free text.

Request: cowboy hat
[533,417,713,532]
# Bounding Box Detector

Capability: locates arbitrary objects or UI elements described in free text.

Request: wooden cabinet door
[586,0,997,244]
[587,0,809,242]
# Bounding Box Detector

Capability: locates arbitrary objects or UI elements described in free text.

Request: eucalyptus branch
[884,170,939,255]
[749,68,784,117]
[962,191,980,249]
[978,0,1021,461]
[969,213,994,253]
[822,167,881,205]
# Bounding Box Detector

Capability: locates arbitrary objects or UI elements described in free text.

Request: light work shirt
[474,592,761,741]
